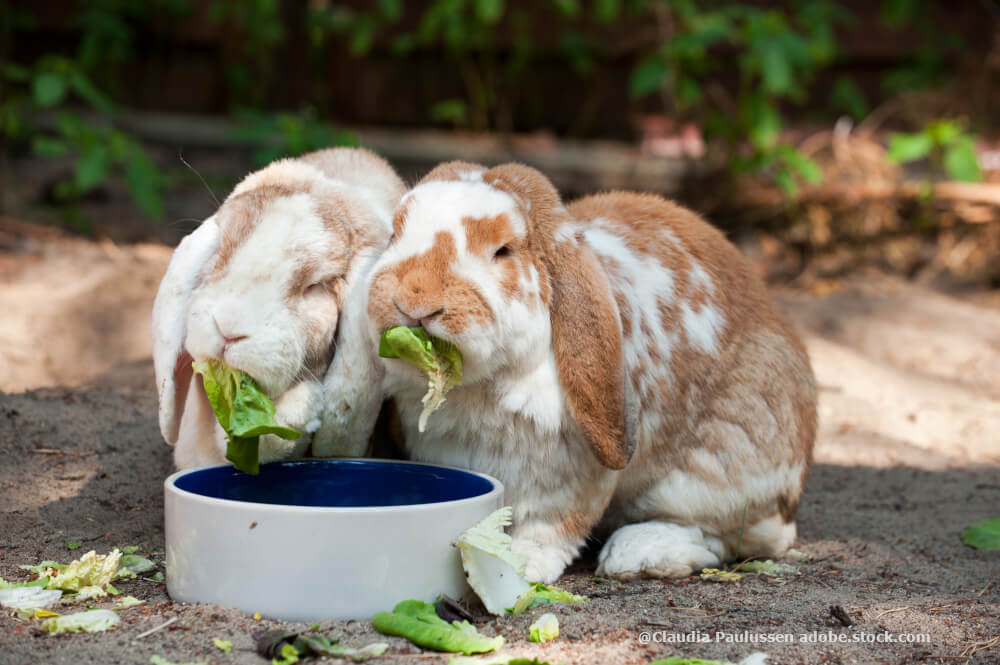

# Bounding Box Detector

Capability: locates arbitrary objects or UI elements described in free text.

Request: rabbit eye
[304,278,336,296]
[493,245,513,260]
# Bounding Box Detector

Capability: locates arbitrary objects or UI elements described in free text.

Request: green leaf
[593,0,620,22]
[629,56,667,98]
[379,327,462,432]
[744,97,781,150]
[213,638,233,653]
[33,72,68,108]
[193,360,301,475]
[3,63,30,82]
[349,16,376,55]
[377,0,403,21]
[41,609,120,634]
[119,554,156,575]
[372,600,504,654]
[830,76,868,120]
[430,99,469,124]
[74,145,110,192]
[887,131,934,164]
[961,517,1000,550]
[551,0,581,18]
[528,612,558,642]
[124,150,165,219]
[121,545,139,555]
[475,0,504,23]
[943,138,982,182]
[68,72,113,114]
[65,540,82,551]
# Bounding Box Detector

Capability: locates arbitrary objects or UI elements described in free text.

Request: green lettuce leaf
[378,327,462,432]
[511,582,588,614]
[456,507,531,616]
[40,609,120,633]
[193,360,301,474]
[372,599,503,654]
[961,517,1000,550]
[738,560,798,576]
[45,549,121,592]
[528,612,559,643]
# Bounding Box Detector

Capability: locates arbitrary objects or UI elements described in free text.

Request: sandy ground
[0,222,998,665]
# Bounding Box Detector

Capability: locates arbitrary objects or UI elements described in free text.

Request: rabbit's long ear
[151,217,219,445]
[484,164,635,469]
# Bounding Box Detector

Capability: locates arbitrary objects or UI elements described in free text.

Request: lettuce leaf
[378,327,462,432]
[511,582,588,614]
[44,549,121,592]
[528,613,558,643]
[455,507,531,616]
[40,609,120,633]
[193,360,301,474]
[0,586,62,609]
[372,599,503,654]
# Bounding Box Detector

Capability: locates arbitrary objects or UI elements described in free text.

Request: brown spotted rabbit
[315,161,816,583]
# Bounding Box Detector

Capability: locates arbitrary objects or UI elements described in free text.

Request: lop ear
[151,217,219,446]
[483,164,635,469]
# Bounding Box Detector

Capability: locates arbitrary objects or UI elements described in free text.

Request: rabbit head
[364,161,633,470]
[152,148,405,467]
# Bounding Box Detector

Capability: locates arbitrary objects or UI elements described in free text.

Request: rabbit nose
[214,316,248,348]
[395,273,444,324]
[393,299,443,326]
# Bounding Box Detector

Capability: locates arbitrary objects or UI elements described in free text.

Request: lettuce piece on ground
[0,576,50,590]
[44,549,121,593]
[40,609,120,633]
[212,638,233,653]
[961,517,1000,550]
[455,507,531,616]
[296,633,388,661]
[528,613,559,643]
[193,360,301,475]
[738,560,798,576]
[700,568,742,583]
[378,327,462,432]
[118,553,156,577]
[113,596,144,610]
[372,599,503,654]
[511,582,588,614]
[0,586,62,609]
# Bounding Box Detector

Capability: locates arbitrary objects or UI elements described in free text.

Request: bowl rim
[164,458,504,514]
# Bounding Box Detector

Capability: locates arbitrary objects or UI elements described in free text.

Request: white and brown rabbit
[152,147,406,470]
[315,161,816,583]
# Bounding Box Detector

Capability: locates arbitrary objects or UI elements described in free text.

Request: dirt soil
[0,221,998,665]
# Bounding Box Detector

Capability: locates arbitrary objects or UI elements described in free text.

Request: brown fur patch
[568,192,817,534]
[369,231,495,334]
[212,183,305,276]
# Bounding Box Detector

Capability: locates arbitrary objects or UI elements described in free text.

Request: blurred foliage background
[1,0,998,260]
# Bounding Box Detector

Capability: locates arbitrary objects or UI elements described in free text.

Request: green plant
[629,0,845,195]
[1,56,166,219]
[887,120,983,182]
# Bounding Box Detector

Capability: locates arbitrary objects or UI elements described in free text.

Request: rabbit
[152,147,406,470]
[314,161,816,583]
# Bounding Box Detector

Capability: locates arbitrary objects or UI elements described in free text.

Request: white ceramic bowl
[164,459,503,621]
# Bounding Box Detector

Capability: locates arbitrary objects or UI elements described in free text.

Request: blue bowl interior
[172,460,495,508]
